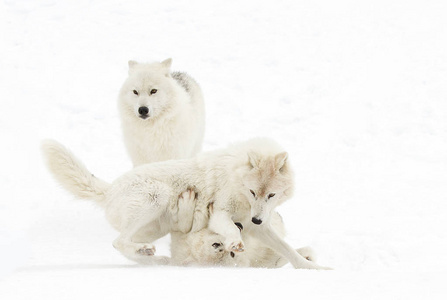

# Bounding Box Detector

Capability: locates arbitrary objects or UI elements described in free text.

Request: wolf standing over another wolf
[42,138,330,269]
[119,58,205,166]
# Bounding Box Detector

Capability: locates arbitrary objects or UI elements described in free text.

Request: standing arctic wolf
[119,58,205,166]
[42,138,329,269]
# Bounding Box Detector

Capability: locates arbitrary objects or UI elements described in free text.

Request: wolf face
[188,229,249,267]
[242,151,294,225]
[119,58,178,120]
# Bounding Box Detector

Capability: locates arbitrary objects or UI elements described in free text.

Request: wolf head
[119,58,178,120]
[189,228,249,267]
[242,151,294,225]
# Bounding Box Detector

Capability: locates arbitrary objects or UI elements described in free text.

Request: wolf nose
[138,106,149,116]
[251,217,262,225]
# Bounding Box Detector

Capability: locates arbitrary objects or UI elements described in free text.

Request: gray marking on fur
[172,72,191,93]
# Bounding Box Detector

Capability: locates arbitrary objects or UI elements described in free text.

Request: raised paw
[136,245,156,256]
[177,188,197,233]
[225,240,245,252]
[179,189,196,203]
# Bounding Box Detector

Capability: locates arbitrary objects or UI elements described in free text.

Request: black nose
[251,217,262,225]
[138,106,149,116]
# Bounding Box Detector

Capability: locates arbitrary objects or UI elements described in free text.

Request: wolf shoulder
[171,71,204,106]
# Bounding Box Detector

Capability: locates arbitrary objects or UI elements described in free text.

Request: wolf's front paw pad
[136,245,155,256]
[226,240,245,252]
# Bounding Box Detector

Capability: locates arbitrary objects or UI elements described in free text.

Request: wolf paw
[296,246,317,262]
[136,245,156,256]
[225,240,245,252]
[179,189,196,206]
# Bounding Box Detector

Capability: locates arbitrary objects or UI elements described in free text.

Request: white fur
[171,201,318,268]
[41,138,330,269]
[119,58,205,167]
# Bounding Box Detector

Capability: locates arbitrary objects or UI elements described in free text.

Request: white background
[0,0,446,299]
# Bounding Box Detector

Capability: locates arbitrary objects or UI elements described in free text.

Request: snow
[1,0,446,298]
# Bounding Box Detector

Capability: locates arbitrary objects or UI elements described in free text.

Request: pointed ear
[128,60,138,68]
[161,58,172,69]
[274,152,288,172]
[160,58,172,77]
[247,151,260,169]
[128,60,138,74]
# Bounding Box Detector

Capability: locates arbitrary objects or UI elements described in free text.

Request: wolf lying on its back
[42,138,330,269]
[171,197,317,267]
[119,58,205,166]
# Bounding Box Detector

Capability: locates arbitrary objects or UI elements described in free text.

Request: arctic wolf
[171,200,317,267]
[119,58,205,167]
[42,138,329,269]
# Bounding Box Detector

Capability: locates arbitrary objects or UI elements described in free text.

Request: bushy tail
[41,139,110,206]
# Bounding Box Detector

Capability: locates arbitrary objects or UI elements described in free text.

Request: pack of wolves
[42,59,331,269]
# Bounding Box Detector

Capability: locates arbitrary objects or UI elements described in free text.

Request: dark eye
[230,252,235,258]
[268,193,276,199]
[250,190,255,197]
[212,242,222,249]
[150,89,157,95]
[133,90,139,95]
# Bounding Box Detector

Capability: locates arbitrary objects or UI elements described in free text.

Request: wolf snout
[251,217,262,225]
[138,106,149,119]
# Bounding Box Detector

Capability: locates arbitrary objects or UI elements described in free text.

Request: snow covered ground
[1,0,446,298]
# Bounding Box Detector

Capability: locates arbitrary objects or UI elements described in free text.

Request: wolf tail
[41,139,110,207]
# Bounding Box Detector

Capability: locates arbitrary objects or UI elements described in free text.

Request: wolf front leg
[208,209,245,252]
[176,189,196,233]
[252,224,331,270]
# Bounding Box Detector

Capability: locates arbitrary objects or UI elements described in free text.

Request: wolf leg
[176,189,196,233]
[268,246,317,268]
[209,210,244,252]
[252,225,331,270]
[112,187,172,265]
[296,246,317,262]
[113,217,170,265]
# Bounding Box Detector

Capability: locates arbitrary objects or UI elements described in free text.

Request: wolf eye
[250,190,256,197]
[133,90,139,95]
[268,193,276,199]
[150,89,157,95]
[230,252,235,258]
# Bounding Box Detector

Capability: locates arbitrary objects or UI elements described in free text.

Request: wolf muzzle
[138,106,149,119]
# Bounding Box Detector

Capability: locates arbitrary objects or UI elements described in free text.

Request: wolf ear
[128,60,138,68]
[160,58,172,77]
[161,58,172,69]
[274,152,288,172]
[247,151,260,169]
[161,58,172,77]
[128,60,138,74]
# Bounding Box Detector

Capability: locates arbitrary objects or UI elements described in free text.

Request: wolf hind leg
[112,187,172,265]
[113,218,170,265]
